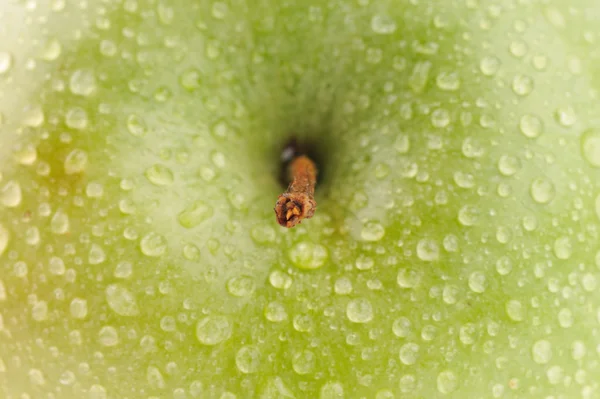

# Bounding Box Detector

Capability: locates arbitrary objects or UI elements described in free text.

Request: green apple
[1,0,600,397]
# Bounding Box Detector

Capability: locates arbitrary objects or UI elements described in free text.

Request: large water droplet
[235,345,260,374]
[399,343,419,365]
[106,284,139,316]
[70,298,88,319]
[346,298,373,323]
[458,205,479,226]
[265,301,288,322]
[178,201,213,228]
[437,370,458,394]
[196,315,232,345]
[89,244,106,264]
[532,340,552,364]
[468,272,486,293]
[554,106,577,127]
[512,74,534,96]
[416,238,439,261]
[361,222,385,241]
[288,241,328,270]
[320,382,344,399]
[519,114,543,138]
[145,164,174,186]
[530,178,555,204]
[553,236,572,259]
[0,52,13,74]
[480,56,500,76]
[558,308,573,328]
[292,350,316,375]
[506,299,524,321]
[580,128,600,167]
[1,181,22,207]
[140,232,168,257]
[65,107,89,130]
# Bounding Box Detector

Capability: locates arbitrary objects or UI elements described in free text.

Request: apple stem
[275,155,317,228]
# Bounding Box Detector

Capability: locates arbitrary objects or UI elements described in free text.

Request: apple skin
[1,0,600,398]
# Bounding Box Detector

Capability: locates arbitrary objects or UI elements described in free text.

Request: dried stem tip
[275,155,317,228]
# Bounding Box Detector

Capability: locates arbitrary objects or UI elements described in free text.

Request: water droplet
[437,370,458,394]
[28,369,46,386]
[375,389,394,399]
[14,145,37,165]
[495,256,513,275]
[580,128,600,167]
[265,301,288,322]
[355,255,374,270]
[394,134,410,153]
[480,56,500,76]
[180,68,201,91]
[69,69,97,96]
[459,323,477,345]
[416,238,439,261]
[156,2,174,25]
[227,276,255,297]
[146,366,166,389]
[269,270,292,290]
[408,61,432,93]
[70,298,88,319]
[506,299,525,321]
[292,350,315,375]
[509,40,528,58]
[512,74,534,96]
[399,375,416,393]
[371,15,397,34]
[0,52,13,74]
[346,298,373,323]
[392,317,411,337]
[64,149,88,174]
[23,105,45,127]
[211,2,228,19]
[320,382,344,399]
[293,314,314,333]
[196,315,232,345]
[48,256,65,275]
[361,222,385,241]
[145,164,174,186]
[51,209,70,234]
[1,181,22,207]
[546,365,563,385]
[0,225,8,259]
[106,284,139,316]
[140,232,167,257]
[65,107,89,130]
[558,308,573,328]
[235,345,260,374]
[436,71,460,91]
[498,155,521,176]
[468,272,486,293]
[554,106,577,127]
[40,38,62,60]
[532,340,552,364]
[431,108,450,128]
[397,268,423,289]
[288,241,328,270]
[32,300,48,321]
[178,201,213,228]
[98,325,119,346]
[519,114,543,138]
[89,244,106,264]
[399,343,419,365]
[572,341,586,360]
[530,178,555,204]
[458,205,479,226]
[127,114,148,137]
[86,182,104,198]
[89,384,107,399]
[443,285,459,304]
[553,236,572,259]
[114,261,132,279]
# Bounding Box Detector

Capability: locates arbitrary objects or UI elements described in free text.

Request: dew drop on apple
[511,74,534,96]
[264,301,288,322]
[146,366,166,389]
[397,268,422,289]
[0,52,13,74]
[346,298,373,323]
[100,40,117,57]
[226,275,255,297]
[86,182,104,198]
[554,106,577,127]
[394,134,410,153]
[553,236,572,259]
[28,368,46,386]
[399,342,419,365]
[14,261,28,278]
[458,205,479,226]
[31,300,48,321]
[436,71,460,91]
[399,375,416,393]
[50,209,70,234]
[88,244,106,265]
[269,270,292,290]
[392,317,411,338]
[497,155,521,176]
[532,339,552,364]
[468,271,486,293]
[558,308,573,328]
[22,105,45,127]
[572,341,586,360]
[293,314,314,333]
[292,350,315,375]
[14,144,37,165]
[519,114,543,138]
[105,284,140,316]
[437,370,458,394]
[288,241,328,270]
[64,149,88,175]
[196,315,232,345]
[459,323,476,345]
[140,232,168,257]
[506,299,524,321]
[0,279,6,301]
[431,108,450,128]
[145,164,174,186]
[479,56,500,76]
[580,128,600,167]
[416,238,439,261]
[408,61,431,93]
[182,243,200,260]
[371,15,397,34]
[235,345,260,374]
[1,181,22,207]
[442,285,459,304]
[69,298,88,319]
[178,201,213,228]
[546,365,563,385]
[69,69,97,96]
[495,256,513,275]
[48,256,65,275]
[355,254,374,270]
[40,38,62,61]
[320,381,344,399]
[65,107,89,130]
[126,114,148,137]
[89,384,107,399]
[530,178,555,204]
[360,222,385,242]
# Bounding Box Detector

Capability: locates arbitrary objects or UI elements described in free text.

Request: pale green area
[0,0,599,398]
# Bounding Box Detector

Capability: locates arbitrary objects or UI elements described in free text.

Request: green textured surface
[1,0,600,398]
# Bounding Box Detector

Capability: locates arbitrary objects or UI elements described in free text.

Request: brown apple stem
[275,155,317,228]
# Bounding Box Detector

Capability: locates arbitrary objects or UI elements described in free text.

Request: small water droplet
[394,134,410,153]
[546,365,563,385]
[399,343,419,365]
[334,277,353,295]
[496,256,513,275]
[196,315,232,345]
[70,298,88,319]
[86,182,104,198]
[530,178,555,204]
[211,2,228,19]
[180,68,201,91]
[498,155,521,176]
[397,268,423,289]
[519,114,543,138]
[0,52,13,74]
[437,370,458,394]
[292,350,315,375]
[28,369,46,386]
[458,205,479,226]
[227,276,255,297]
[443,285,459,304]
[361,222,385,241]
[64,149,88,174]
[140,232,168,257]
[532,340,552,364]
[40,38,62,60]
[235,345,260,374]
[558,308,573,328]
[89,384,107,399]
[468,272,486,293]
[264,301,288,322]
[436,71,460,91]
[127,114,148,137]
[553,236,572,260]
[320,382,344,399]
[506,299,524,321]
[416,238,440,261]
[293,314,314,333]
[65,107,89,130]
[431,108,450,128]
[269,270,292,290]
[572,341,586,360]
[69,69,97,96]
[23,105,45,127]
[346,298,373,323]
[1,181,22,207]
[554,106,577,127]
[178,201,213,228]
[106,284,139,316]
[509,40,528,58]
[145,164,174,186]
[157,2,174,24]
[146,366,166,389]
[512,74,534,96]
[114,261,133,278]
[480,56,500,76]
[32,300,48,321]
[371,15,397,34]
[288,241,328,270]
[580,128,600,167]
[48,256,65,275]
[408,61,432,93]
[392,317,411,337]
[51,209,70,234]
